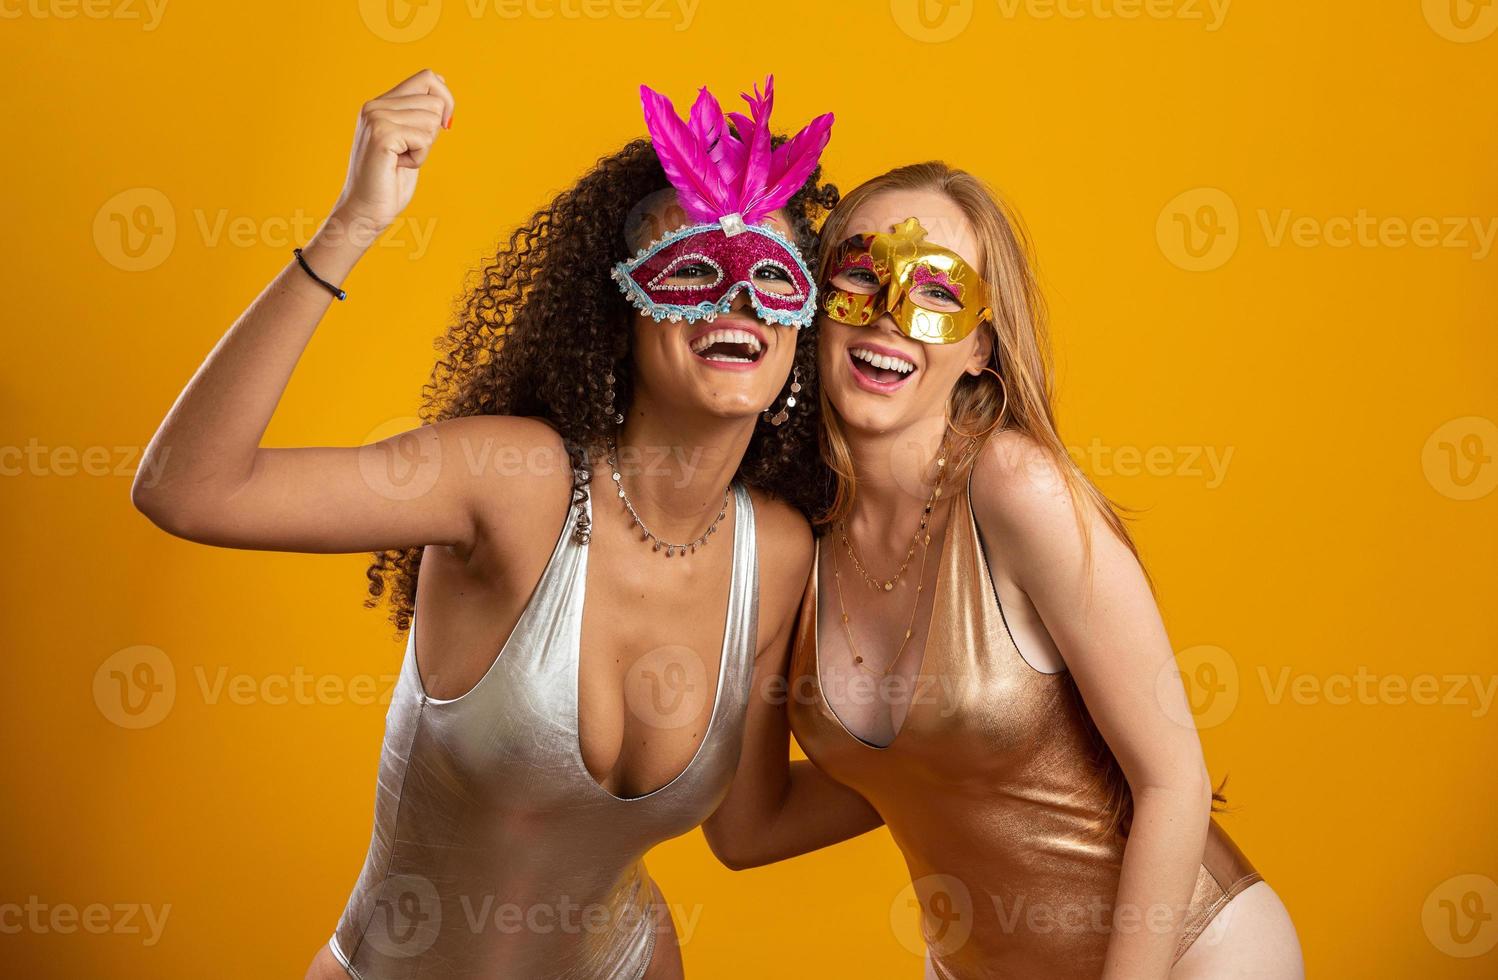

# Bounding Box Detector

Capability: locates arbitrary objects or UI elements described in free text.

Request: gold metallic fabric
[789,477,1259,978]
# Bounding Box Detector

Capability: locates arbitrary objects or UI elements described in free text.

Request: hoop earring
[946,366,1009,440]
[763,365,804,427]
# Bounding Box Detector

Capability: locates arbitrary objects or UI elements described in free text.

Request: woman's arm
[703,500,884,870]
[131,70,550,556]
[972,431,1211,980]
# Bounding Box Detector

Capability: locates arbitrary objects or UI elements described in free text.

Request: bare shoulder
[435,415,575,548]
[969,429,1137,589]
[745,486,814,579]
[429,414,568,460]
[969,428,1077,536]
[744,487,815,640]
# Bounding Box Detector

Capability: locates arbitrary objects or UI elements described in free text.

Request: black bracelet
[293,247,347,301]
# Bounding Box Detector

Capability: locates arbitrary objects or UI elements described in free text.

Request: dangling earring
[763,365,804,427]
[946,366,1009,440]
[604,368,624,426]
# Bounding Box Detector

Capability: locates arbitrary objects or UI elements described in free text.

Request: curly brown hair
[364,137,839,631]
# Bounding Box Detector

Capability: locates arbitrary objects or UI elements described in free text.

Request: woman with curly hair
[131,69,853,979]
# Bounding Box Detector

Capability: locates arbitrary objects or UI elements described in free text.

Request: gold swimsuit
[788,474,1260,979]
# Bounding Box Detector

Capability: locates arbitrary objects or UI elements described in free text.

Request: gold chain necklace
[832,528,937,677]
[831,437,956,677]
[838,444,950,592]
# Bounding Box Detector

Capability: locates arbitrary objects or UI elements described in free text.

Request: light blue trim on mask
[610,222,818,329]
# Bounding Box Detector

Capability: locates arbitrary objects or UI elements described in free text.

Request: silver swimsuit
[330,459,759,979]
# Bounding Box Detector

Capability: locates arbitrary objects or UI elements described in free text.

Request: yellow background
[4,0,1497,976]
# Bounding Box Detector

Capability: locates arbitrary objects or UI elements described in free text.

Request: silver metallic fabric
[329,466,759,979]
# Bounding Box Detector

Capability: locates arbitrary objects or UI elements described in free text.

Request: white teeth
[850,347,915,374]
[689,329,764,355]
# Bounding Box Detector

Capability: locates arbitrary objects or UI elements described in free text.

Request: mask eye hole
[749,258,802,298]
[832,266,880,294]
[908,266,965,312]
[648,253,724,291]
[829,252,882,295]
[910,283,961,312]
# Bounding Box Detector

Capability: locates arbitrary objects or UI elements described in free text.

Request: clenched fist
[330,69,455,236]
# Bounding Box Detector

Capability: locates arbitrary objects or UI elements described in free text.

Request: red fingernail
[444,113,454,130]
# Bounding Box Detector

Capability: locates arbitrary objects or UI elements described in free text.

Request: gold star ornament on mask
[821,217,993,344]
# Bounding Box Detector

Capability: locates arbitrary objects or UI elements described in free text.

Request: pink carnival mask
[612,77,833,329]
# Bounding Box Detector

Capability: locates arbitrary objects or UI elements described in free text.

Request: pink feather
[693,87,744,193]
[738,115,774,222]
[636,76,832,228]
[687,87,722,150]
[724,110,756,183]
[639,85,725,223]
[742,76,774,124]
[735,76,775,217]
[713,133,746,187]
[758,111,834,217]
[711,111,747,182]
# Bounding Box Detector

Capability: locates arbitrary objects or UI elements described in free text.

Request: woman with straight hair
[706,163,1304,979]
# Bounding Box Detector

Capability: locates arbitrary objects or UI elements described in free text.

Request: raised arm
[703,498,884,870]
[971,430,1211,980]
[130,70,529,556]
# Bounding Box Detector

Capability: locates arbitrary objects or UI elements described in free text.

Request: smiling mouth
[848,345,917,387]
[689,327,765,365]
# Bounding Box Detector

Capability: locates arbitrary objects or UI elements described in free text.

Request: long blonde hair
[817,162,1153,834]
[817,163,1135,555]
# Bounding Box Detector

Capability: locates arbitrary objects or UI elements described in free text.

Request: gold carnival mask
[821,217,992,344]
